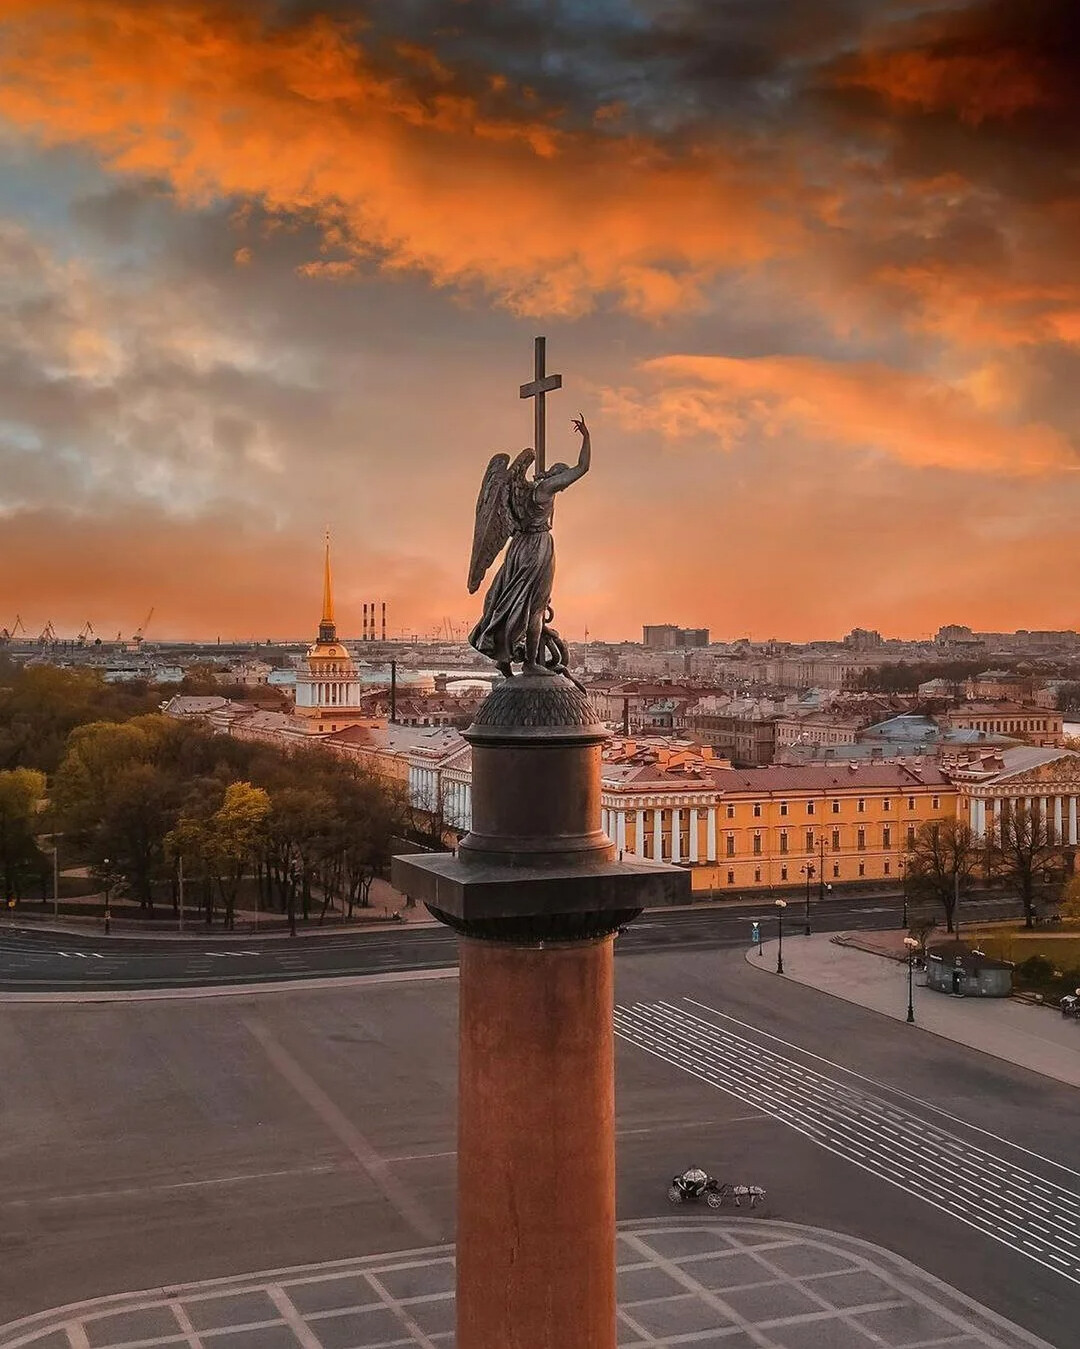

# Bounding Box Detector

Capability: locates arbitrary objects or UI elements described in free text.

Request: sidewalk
[747,932,1080,1090]
[1,878,440,941]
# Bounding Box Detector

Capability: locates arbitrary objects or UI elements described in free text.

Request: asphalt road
[0,947,1075,1347]
[0,893,1020,991]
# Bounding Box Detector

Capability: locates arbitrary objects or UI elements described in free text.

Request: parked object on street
[1061,992,1080,1019]
[668,1168,725,1208]
[667,1169,766,1209]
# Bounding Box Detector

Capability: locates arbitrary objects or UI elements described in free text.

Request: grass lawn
[963,922,1080,1000]
[964,924,1080,967]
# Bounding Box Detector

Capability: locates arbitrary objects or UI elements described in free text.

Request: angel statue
[467,416,591,680]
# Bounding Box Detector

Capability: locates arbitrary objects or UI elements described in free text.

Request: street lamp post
[900,857,909,930]
[51,842,59,921]
[775,898,787,975]
[801,863,815,936]
[103,857,111,936]
[904,936,919,1023]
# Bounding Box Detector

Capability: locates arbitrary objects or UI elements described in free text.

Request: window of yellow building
[832,799,841,814]
[726,834,735,857]
[832,828,840,850]
[857,798,865,813]
[753,802,762,818]
[857,827,866,850]
[781,865,788,881]
[779,831,788,854]
[727,869,735,885]
[908,796,915,810]
[883,825,891,848]
[780,800,789,816]
[807,800,815,815]
[883,798,891,811]
[726,804,735,819]
[753,832,762,855]
[805,829,814,853]
[932,795,940,809]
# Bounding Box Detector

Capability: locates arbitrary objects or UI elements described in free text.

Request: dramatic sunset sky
[0,0,1077,642]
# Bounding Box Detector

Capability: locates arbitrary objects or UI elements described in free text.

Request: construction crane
[76,621,95,645]
[0,614,25,643]
[130,607,154,648]
[38,620,56,646]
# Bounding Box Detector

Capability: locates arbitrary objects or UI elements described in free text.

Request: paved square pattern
[0,1220,1054,1349]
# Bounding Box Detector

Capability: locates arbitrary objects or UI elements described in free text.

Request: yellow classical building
[599,748,956,893]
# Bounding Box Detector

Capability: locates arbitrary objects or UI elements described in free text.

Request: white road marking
[685,996,1080,1181]
[615,998,1080,1288]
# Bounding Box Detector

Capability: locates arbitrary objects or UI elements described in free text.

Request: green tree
[98,763,176,910]
[0,768,46,906]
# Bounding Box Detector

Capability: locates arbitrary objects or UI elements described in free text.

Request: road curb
[0,1217,1054,1349]
[743,936,1080,1090]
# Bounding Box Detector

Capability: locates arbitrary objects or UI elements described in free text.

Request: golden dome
[307,640,352,663]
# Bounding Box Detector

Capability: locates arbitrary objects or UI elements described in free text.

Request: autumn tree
[209,781,271,930]
[905,817,980,933]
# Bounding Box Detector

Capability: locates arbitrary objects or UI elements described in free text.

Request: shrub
[1017,954,1055,981]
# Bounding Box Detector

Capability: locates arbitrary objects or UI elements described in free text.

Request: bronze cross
[519,335,562,474]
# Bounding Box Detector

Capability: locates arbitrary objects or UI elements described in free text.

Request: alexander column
[393,338,689,1349]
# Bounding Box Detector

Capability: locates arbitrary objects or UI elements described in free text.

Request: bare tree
[905,818,980,934]
[989,802,1066,930]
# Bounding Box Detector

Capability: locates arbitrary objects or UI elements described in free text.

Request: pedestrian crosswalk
[615,997,1080,1287]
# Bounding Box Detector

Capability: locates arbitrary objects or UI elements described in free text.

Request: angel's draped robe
[468,486,555,666]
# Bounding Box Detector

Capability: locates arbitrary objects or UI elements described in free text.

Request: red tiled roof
[713,762,950,794]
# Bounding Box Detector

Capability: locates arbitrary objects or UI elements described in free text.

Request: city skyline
[0,1,1078,641]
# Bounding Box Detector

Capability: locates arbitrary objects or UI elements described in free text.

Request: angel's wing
[467,453,512,594]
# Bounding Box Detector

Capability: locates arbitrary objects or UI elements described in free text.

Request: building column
[706,807,717,862]
[969,796,979,833]
[635,809,645,858]
[1042,797,1051,837]
[671,809,681,864]
[1055,796,1064,844]
[975,798,987,839]
[653,808,663,861]
[1069,796,1078,846]
[689,809,700,863]
[616,812,626,855]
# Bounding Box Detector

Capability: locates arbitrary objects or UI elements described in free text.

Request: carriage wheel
[706,1191,724,1209]
[667,1185,684,1205]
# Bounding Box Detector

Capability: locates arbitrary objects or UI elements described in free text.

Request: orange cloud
[877,262,1080,348]
[0,0,803,318]
[832,47,1053,125]
[604,354,1077,476]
